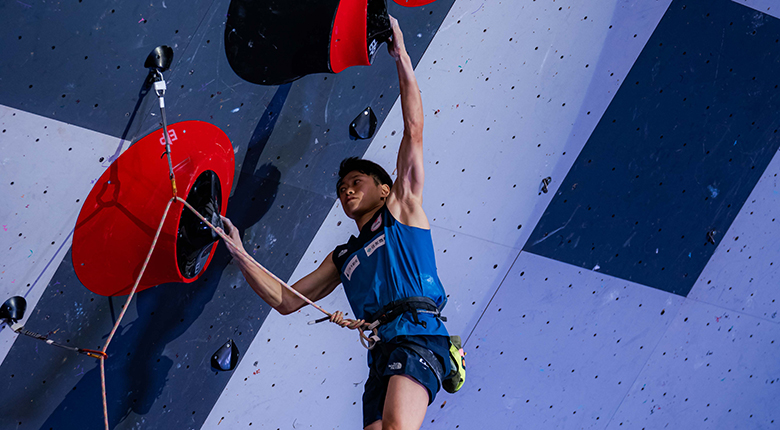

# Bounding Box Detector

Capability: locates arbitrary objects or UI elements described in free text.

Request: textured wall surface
[524,0,780,296]
[1,0,778,429]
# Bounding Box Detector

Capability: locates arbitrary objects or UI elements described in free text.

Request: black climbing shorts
[362,335,451,428]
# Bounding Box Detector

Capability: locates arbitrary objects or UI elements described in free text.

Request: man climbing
[219,17,451,430]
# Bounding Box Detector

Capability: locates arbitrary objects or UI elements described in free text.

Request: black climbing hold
[211,339,240,371]
[144,45,174,73]
[706,230,717,245]
[350,107,377,140]
[224,0,391,85]
[177,170,224,279]
[0,296,27,323]
[540,177,552,194]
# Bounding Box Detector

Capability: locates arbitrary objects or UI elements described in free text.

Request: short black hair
[336,157,393,194]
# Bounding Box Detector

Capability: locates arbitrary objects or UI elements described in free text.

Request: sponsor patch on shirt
[371,215,383,232]
[364,234,385,257]
[344,255,360,281]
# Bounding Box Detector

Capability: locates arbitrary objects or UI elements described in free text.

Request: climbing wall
[1,0,779,429]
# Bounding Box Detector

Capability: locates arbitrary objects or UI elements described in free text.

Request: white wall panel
[607,299,780,429]
[202,200,520,427]
[202,201,365,429]
[0,105,126,365]
[424,251,684,429]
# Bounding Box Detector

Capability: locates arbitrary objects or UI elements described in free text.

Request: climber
[219,17,450,430]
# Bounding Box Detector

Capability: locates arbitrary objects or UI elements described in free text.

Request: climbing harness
[366,296,446,329]
[359,297,465,392]
[358,296,446,349]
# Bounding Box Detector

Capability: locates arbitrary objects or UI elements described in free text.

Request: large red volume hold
[330,0,370,74]
[73,121,235,296]
[392,0,438,7]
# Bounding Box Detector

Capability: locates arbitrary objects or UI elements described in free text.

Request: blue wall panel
[524,0,780,296]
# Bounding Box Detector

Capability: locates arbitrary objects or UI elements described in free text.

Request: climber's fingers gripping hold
[217,216,244,255]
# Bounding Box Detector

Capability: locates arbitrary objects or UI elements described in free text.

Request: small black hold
[707,230,717,245]
[0,296,27,322]
[540,176,552,194]
[144,46,174,73]
[211,339,240,371]
[349,107,377,140]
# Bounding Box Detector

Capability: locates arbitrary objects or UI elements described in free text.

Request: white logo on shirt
[338,249,348,258]
[371,216,383,232]
[364,234,385,257]
[344,255,360,281]
[388,362,402,370]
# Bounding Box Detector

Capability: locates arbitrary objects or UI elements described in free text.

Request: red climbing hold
[392,0,439,7]
[73,120,235,296]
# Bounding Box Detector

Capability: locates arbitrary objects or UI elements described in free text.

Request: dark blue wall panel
[524,0,780,296]
[0,0,457,428]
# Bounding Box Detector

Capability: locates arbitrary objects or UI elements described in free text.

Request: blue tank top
[332,206,449,342]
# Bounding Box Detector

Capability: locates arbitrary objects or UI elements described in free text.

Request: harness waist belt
[366,296,446,330]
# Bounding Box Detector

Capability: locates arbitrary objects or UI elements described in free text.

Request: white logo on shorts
[388,362,403,371]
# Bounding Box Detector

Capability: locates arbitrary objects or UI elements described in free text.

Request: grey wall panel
[423,251,685,429]
[606,299,780,429]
